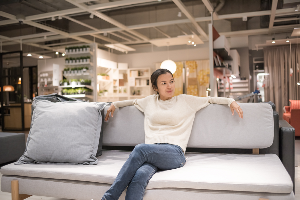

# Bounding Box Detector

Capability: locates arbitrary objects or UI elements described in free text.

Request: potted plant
[70,79,78,86]
[63,79,68,86]
[62,88,68,95]
[85,79,91,85]
[99,90,103,96]
[103,90,108,97]
[87,46,90,52]
[87,56,90,63]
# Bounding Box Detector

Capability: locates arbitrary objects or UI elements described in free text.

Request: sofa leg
[11,180,31,200]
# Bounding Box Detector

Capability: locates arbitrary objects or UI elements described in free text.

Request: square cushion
[289,100,300,110]
[15,100,105,165]
[2,151,293,194]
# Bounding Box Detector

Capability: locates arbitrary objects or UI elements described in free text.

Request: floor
[0,129,300,199]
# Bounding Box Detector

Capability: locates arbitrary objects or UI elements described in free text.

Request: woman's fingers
[105,110,111,121]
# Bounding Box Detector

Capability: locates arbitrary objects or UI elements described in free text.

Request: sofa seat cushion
[0,150,293,194]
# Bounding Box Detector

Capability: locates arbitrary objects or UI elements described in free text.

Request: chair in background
[283,100,300,136]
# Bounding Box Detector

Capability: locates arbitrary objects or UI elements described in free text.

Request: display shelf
[66,51,93,56]
[253,70,265,73]
[59,85,93,90]
[130,85,149,87]
[64,72,92,77]
[130,95,147,98]
[65,62,93,66]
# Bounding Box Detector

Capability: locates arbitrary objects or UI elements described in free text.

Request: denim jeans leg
[102,143,185,200]
[125,163,157,200]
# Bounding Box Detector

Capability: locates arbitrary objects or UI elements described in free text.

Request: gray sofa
[0,102,295,200]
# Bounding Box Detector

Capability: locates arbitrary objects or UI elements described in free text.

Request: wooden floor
[0,129,300,200]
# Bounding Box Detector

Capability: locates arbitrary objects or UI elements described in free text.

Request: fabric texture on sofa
[102,103,274,149]
[15,100,106,165]
[1,150,293,194]
[1,175,295,200]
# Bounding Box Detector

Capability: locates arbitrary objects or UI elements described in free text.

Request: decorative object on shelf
[65,45,90,53]
[65,56,91,64]
[62,87,93,95]
[97,73,110,80]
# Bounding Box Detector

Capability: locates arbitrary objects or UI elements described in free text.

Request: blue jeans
[102,143,186,200]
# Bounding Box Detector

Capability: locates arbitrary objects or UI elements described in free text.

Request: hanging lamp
[160,42,177,74]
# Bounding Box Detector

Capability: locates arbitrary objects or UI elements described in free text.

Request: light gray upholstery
[103,103,274,149]
[1,175,295,200]
[15,101,103,165]
[0,150,293,194]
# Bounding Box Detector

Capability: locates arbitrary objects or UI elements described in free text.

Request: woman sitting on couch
[102,68,243,200]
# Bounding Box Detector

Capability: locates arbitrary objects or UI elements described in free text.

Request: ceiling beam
[202,0,218,19]
[0,34,60,52]
[65,0,149,41]
[0,11,106,48]
[1,35,67,46]
[109,32,132,42]
[63,15,135,48]
[153,27,171,38]
[269,0,278,33]
[274,17,299,22]
[172,0,208,40]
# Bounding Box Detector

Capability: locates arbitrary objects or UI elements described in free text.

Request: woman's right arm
[105,100,134,121]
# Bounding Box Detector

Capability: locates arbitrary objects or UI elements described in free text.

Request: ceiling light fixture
[62,53,65,56]
[51,16,55,21]
[160,42,177,74]
[297,82,300,86]
[295,4,300,11]
[56,52,59,55]
[27,53,32,56]
[188,40,191,43]
[158,0,161,1]
[58,16,62,20]
[39,55,43,59]
[90,14,94,19]
[192,41,194,44]
[178,11,182,17]
[194,44,196,46]
[286,36,290,43]
[272,38,275,43]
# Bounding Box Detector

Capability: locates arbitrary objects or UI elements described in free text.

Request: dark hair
[151,68,173,94]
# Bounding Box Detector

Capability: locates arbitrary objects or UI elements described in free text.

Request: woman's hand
[230,101,243,119]
[105,104,116,122]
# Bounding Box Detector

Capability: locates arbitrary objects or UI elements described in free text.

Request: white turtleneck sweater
[112,94,235,152]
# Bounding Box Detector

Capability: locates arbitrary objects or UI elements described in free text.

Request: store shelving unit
[59,43,97,101]
[38,71,59,96]
[97,67,151,102]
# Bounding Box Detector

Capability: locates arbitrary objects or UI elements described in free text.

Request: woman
[102,69,243,200]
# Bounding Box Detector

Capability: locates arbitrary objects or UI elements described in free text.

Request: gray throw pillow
[15,100,107,165]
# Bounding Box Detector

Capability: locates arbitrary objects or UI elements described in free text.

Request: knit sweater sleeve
[112,95,152,112]
[184,95,235,112]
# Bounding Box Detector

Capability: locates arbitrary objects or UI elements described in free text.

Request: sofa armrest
[284,106,290,113]
[279,119,295,193]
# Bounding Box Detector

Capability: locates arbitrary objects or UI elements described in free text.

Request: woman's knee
[133,143,149,154]
[132,163,157,184]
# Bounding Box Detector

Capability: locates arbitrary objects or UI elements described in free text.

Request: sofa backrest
[102,103,274,149]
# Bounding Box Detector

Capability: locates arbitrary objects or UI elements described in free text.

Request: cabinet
[38,71,58,96]
[59,43,97,101]
[97,67,151,102]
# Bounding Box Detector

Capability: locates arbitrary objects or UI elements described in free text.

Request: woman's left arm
[210,97,243,119]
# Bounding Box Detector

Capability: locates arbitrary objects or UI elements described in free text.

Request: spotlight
[286,36,289,43]
[178,12,182,17]
[56,52,59,55]
[192,41,194,44]
[51,16,55,21]
[272,38,275,43]
[194,44,196,46]
[58,16,62,20]
[298,82,300,85]
[158,0,161,1]
[188,40,191,43]
[27,53,32,56]
[39,55,43,58]
[295,4,300,11]
[90,14,94,19]
[62,53,65,56]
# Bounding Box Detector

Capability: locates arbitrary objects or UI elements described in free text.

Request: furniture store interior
[0,0,300,200]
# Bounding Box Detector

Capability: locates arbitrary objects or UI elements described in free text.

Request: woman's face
[155,73,175,100]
